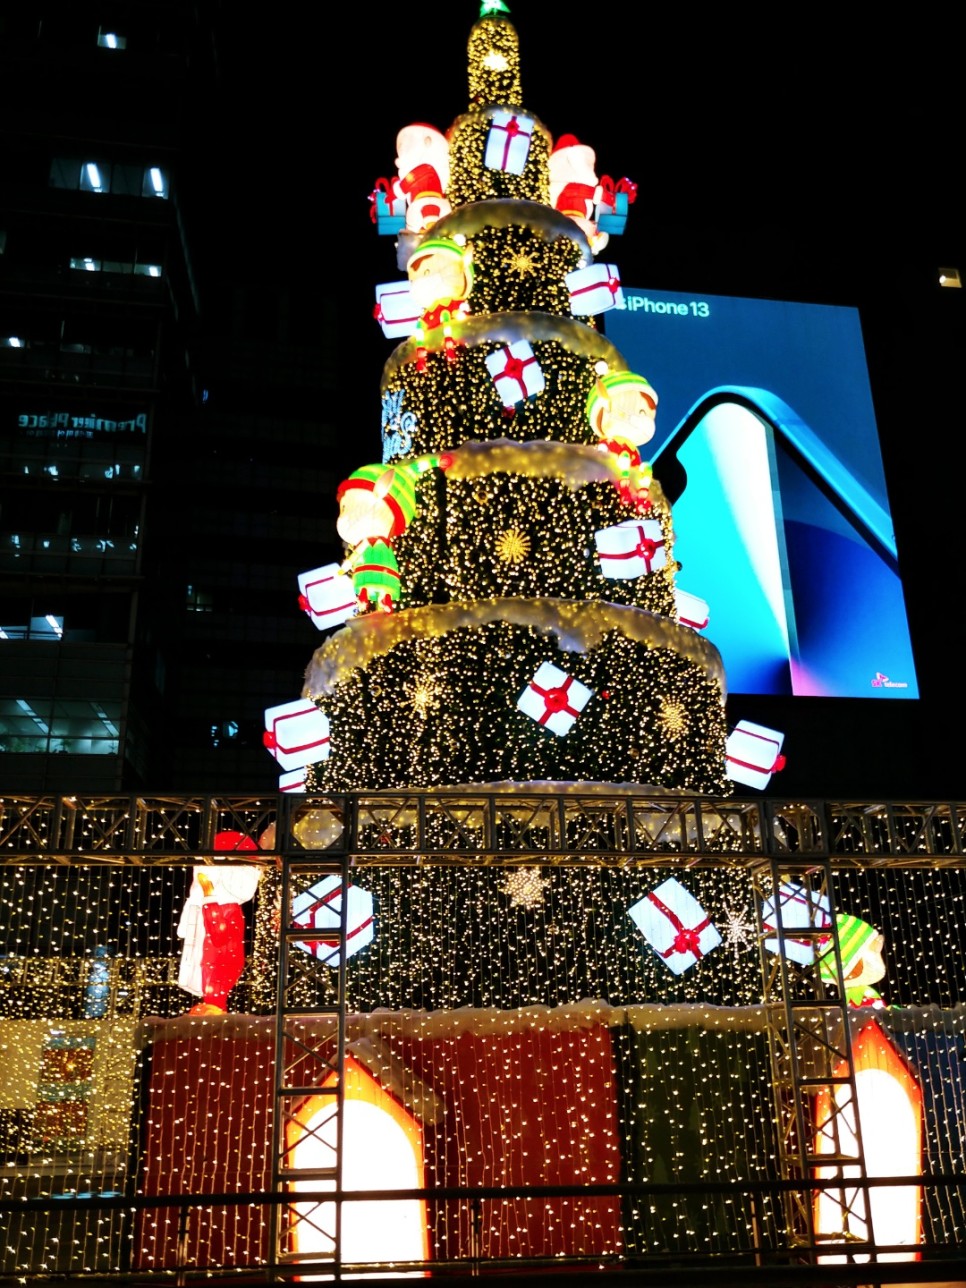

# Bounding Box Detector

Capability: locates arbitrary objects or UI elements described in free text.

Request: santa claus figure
[394,122,452,234]
[177,845,261,1016]
[549,133,607,250]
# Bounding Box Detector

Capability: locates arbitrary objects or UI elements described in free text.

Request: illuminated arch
[814,1020,923,1263]
[287,1054,430,1275]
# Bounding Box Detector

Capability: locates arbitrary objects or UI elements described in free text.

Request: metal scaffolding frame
[2,789,966,1279]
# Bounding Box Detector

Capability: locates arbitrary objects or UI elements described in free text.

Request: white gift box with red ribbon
[761,881,832,966]
[484,110,535,175]
[373,282,421,338]
[292,875,375,967]
[595,518,666,578]
[298,563,357,632]
[484,340,545,407]
[725,720,786,790]
[674,588,710,631]
[279,768,307,794]
[263,700,331,772]
[628,876,722,976]
[565,263,624,315]
[517,661,593,737]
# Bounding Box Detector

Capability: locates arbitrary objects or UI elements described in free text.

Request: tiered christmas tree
[286,3,732,799]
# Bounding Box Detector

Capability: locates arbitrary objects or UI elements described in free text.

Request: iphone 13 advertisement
[604,289,918,699]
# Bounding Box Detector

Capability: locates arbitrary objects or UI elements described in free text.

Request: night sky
[197,3,965,803]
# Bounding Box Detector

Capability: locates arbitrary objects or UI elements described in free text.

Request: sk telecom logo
[872,671,908,689]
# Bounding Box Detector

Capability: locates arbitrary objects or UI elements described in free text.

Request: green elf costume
[817,912,887,1009]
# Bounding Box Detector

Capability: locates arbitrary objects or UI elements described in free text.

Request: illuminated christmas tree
[291,5,731,798]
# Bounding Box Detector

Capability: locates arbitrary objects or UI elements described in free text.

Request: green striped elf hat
[336,464,418,539]
[818,913,880,982]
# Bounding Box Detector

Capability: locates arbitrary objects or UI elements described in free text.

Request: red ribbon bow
[531,676,580,724]
[494,348,536,400]
[647,890,711,961]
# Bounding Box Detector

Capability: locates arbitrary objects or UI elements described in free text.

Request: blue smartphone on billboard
[604,289,918,699]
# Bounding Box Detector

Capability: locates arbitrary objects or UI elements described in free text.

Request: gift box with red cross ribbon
[516,661,593,737]
[594,518,666,578]
[292,875,375,966]
[373,281,422,338]
[674,588,710,631]
[725,719,786,790]
[279,768,307,794]
[297,563,357,632]
[761,880,832,966]
[484,340,545,408]
[628,876,722,976]
[484,110,535,175]
[565,262,624,315]
[263,700,331,772]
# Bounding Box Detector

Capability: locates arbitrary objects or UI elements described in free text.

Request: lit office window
[186,585,214,612]
[3,337,25,348]
[51,158,170,201]
[939,267,962,289]
[80,162,107,194]
[70,257,162,279]
[210,720,240,748]
[144,167,169,199]
[96,28,127,49]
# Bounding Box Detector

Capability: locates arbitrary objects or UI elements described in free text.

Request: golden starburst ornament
[494,527,531,564]
[503,867,549,909]
[658,699,689,739]
[509,250,537,277]
[400,674,441,719]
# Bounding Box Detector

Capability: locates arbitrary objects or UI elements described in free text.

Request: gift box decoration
[292,875,375,967]
[761,880,832,966]
[595,176,638,235]
[298,563,357,632]
[373,282,422,339]
[725,720,786,790]
[263,700,331,772]
[565,263,624,315]
[628,876,722,976]
[594,518,666,578]
[279,768,307,794]
[37,1035,96,1091]
[484,340,545,408]
[517,661,593,737]
[674,588,710,631]
[368,177,407,235]
[484,110,536,175]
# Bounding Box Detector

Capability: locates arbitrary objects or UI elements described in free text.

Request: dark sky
[204,4,964,802]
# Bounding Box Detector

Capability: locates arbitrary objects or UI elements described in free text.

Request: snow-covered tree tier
[304,616,728,793]
[300,6,732,796]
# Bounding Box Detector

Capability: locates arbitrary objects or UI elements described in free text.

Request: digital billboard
[604,288,918,699]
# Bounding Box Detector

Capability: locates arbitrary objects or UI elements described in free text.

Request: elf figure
[407,237,474,362]
[586,371,658,510]
[347,536,401,613]
[586,370,659,447]
[394,122,452,233]
[818,912,888,1008]
[177,860,260,1015]
[336,463,418,549]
